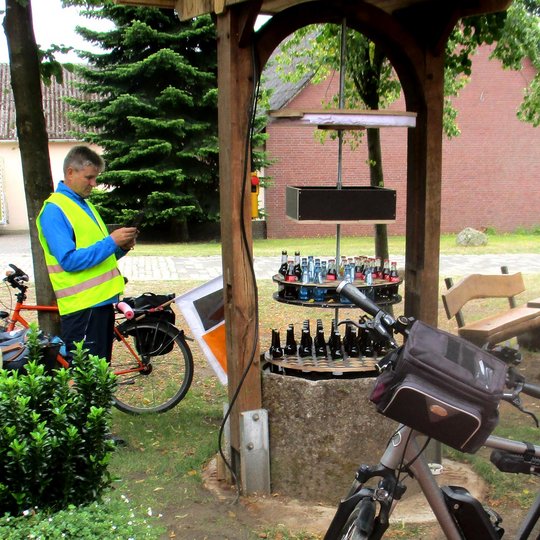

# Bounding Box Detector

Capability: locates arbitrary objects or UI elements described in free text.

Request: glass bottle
[293,251,302,281]
[331,330,344,360]
[382,259,391,280]
[327,259,337,280]
[269,329,283,359]
[278,250,288,277]
[284,324,297,356]
[298,263,310,301]
[299,328,313,358]
[277,250,288,298]
[314,323,327,358]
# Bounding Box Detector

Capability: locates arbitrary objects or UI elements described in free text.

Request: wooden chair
[441,268,540,347]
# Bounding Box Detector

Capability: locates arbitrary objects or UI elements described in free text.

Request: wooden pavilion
[119,0,513,486]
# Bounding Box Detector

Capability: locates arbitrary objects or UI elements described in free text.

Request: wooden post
[216,6,262,477]
[404,52,445,326]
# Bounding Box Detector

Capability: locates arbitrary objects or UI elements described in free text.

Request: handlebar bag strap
[370,320,507,453]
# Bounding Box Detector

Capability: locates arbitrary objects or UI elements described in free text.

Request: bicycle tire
[338,498,376,540]
[112,320,194,414]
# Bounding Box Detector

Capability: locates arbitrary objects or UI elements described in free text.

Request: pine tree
[67,3,220,240]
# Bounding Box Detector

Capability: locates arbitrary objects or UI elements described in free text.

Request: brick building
[263,45,540,238]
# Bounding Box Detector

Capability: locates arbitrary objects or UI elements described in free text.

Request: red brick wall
[264,45,540,238]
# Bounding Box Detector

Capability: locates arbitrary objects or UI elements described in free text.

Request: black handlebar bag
[370,321,507,453]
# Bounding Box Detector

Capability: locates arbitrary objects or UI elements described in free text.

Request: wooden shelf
[269,109,417,129]
[272,275,402,309]
[262,351,380,374]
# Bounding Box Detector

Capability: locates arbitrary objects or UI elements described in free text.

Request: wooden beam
[216,5,262,473]
[115,0,176,7]
[269,109,417,128]
[176,0,214,19]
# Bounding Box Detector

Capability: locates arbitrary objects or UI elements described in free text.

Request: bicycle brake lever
[504,387,540,427]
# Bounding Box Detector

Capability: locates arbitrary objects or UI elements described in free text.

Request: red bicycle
[1,263,194,414]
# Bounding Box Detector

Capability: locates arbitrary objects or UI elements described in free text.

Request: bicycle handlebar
[521,382,540,400]
[337,281,540,408]
[336,281,382,317]
[336,281,411,346]
[4,263,29,290]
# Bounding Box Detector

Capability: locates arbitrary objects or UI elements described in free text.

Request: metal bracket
[239,408,270,495]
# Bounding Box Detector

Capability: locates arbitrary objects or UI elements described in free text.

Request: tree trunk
[3,0,59,334]
[366,127,389,262]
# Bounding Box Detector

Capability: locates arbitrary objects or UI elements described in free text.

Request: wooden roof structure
[119,0,513,483]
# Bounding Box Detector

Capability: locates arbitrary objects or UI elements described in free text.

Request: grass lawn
[133,231,540,257]
[4,234,540,538]
[105,272,540,539]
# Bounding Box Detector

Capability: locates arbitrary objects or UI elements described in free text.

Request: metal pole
[335,18,347,323]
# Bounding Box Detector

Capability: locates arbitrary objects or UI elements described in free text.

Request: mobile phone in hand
[128,210,145,229]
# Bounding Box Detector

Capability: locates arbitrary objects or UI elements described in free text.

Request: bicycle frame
[325,425,540,539]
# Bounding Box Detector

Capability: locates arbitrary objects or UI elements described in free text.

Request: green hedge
[0,329,117,514]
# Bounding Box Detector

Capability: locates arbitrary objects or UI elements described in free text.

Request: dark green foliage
[66,3,221,238]
[0,333,116,515]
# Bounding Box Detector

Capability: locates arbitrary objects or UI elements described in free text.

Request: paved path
[2,231,540,281]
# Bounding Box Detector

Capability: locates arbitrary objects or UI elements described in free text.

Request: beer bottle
[343,324,353,356]
[293,251,302,280]
[314,324,327,358]
[269,329,283,359]
[331,330,344,360]
[284,324,297,356]
[299,328,313,358]
[277,250,288,298]
[348,327,360,358]
[278,250,288,277]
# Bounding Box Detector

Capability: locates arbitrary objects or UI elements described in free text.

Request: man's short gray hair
[63,145,105,176]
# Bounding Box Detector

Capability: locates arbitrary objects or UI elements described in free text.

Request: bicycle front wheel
[112,320,194,414]
[338,498,376,540]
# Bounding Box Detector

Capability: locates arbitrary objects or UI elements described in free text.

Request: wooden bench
[441,268,540,347]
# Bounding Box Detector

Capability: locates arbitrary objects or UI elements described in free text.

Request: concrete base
[261,371,398,504]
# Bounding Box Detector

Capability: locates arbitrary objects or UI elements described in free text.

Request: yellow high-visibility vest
[37,193,124,315]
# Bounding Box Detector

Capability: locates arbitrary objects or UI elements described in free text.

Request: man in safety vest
[37,145,138,364]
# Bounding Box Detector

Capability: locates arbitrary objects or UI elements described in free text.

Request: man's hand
[111,227,138,251]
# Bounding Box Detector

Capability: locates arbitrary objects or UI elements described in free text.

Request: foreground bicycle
[325,281,540,540]
[0,263,194,414]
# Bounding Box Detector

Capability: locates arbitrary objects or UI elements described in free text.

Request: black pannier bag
[122,293,176,355]
[370,320,507,453]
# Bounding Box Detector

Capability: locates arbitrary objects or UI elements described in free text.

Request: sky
[0,2,271,64]
[0,0,112,63]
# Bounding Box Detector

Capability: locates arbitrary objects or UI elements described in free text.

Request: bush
[0,331,117,515]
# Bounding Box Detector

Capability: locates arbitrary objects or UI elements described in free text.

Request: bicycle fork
[325,427,466,540]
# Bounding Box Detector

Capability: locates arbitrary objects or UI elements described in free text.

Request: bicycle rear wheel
[112,320,194,414]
